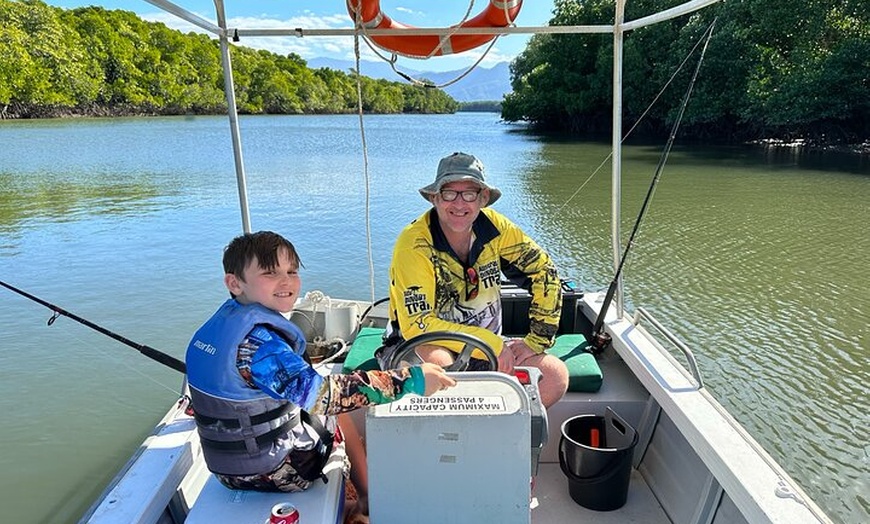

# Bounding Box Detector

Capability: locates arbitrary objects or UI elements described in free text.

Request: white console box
[367,372,531,523]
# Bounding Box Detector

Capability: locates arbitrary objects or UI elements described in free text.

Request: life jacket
[186,299,310,476]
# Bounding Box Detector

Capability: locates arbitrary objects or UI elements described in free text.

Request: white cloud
[394,7,423,17]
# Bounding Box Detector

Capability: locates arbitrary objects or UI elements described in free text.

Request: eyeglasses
[465,266,479,301]
[440,189,481,202]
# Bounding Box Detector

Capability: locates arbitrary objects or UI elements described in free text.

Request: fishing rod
[588,20,716,354]
[0,279,186,374]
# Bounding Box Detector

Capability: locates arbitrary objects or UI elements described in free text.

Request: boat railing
[631,307,704,388]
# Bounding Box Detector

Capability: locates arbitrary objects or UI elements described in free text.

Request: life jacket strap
[199,412,300,452]
[194,402,295,429]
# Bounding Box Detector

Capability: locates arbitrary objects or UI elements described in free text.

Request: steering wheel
[388,331,498,372]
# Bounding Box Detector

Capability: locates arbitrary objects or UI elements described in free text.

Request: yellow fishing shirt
[387,208,562,356]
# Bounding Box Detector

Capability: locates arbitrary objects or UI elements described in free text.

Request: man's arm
[496,218,562,353]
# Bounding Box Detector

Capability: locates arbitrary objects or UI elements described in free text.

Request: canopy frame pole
[214,0,251,233]
[141,0,720,39]
[611,0,627,317]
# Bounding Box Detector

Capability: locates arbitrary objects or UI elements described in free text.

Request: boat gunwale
[583,293,834,524]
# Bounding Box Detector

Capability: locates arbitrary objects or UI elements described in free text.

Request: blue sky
[44,1,557,71]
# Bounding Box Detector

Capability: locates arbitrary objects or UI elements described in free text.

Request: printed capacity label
[389,395,507,414]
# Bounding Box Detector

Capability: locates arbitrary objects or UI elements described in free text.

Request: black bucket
[559,407,638,511]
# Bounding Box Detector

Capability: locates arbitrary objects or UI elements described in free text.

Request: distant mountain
[306,58,512,102]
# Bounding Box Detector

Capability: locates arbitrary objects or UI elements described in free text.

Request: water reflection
[0,171,165,233]
[755,143,870,174]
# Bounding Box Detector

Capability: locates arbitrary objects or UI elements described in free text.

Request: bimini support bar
[623,0,721,31]
[611,0,627,319]
[139,0,721,238]
[142,0,222,35]
[142,0,721,40]
[213,0,252,233]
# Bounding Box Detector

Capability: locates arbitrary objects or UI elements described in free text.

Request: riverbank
[751,138,870,156]
[2,109,867,155]
[0,104,455,120]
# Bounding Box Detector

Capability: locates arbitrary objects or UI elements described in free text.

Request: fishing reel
[588,330,612,356]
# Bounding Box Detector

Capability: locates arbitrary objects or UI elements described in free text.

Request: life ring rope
[346,0,523,58]
[427,0,478,59]
[423,0,480,58]
[359,11,384,30]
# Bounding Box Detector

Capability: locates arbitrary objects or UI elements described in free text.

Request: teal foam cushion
[341,329,603,393]
[547,334,603,393]
[342,326,385,373]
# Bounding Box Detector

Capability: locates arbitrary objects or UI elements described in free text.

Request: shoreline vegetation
[1,0,867,153]
[0,1,458,120]
[503,0,868,150]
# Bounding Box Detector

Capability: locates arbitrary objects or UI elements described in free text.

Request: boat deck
[533,465,669,523]
[177,346,669,524]
[179,463,669,524]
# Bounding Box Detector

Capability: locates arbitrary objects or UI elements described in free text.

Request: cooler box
[501,281,584,336]
[367,372,532,524]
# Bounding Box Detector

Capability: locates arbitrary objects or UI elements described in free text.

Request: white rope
[350,1,505,91]
[351,12,377,304]
[313,339,350,368]
[304,289,327,303]
[293,290,328,338]
[424,0,477,59]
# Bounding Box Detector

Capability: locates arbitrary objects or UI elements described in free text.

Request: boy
[186,231,455,519]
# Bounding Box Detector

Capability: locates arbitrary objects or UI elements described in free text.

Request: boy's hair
[222,231,302,280]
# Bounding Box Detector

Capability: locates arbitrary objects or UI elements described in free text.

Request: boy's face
[224,247,301,313]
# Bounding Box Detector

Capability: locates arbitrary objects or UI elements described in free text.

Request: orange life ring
[346,0,523,58]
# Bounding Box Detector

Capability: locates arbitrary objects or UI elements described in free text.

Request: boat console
[366,369,547,523]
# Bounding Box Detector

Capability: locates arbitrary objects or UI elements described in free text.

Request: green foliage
[401,84,459,113]
[503,0,869,143]
[0,0,101,114]
[458,101,501,112]
[0,0,457,118]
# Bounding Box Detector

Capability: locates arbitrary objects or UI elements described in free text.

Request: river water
[0,113,867,523]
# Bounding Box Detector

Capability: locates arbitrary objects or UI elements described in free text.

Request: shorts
[216,425,349,493]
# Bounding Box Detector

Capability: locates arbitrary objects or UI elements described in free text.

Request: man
[380,152,569,407]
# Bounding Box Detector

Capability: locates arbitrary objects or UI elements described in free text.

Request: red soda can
[270,502,299,524]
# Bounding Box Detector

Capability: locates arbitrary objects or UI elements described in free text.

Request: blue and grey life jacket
[186,299,312,476]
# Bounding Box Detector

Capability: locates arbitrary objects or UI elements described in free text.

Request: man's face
[432,180,490,234]
[224,247,301,313]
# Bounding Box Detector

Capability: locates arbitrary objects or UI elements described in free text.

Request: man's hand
[498,338,538,375]
[497,342,516,375]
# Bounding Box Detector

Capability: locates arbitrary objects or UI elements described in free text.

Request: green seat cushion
[342,326,386,373]
[547,334,603,393]
[342,329,603,393]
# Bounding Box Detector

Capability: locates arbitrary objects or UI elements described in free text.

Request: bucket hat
[419,152,501,206]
